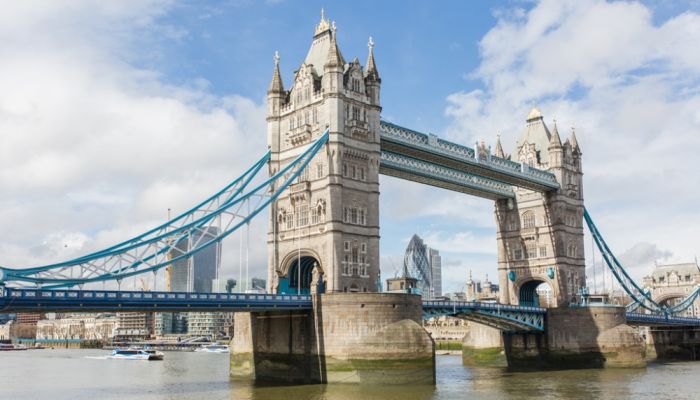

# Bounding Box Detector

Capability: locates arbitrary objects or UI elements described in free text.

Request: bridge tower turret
[495,109,585,307]
[266,12,382,295]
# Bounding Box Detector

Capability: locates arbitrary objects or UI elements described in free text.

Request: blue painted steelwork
[0,286,312,313]
[5,285,700,330]
[626,312,700,327]
[422,300,546,332]
[584,208,700,316]
[379,121,559,193]
[0,130,329,288]
[380,151,515,199]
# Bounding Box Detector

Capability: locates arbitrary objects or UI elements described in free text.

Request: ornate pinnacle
[365,35,380,81]
[268,51,284,94]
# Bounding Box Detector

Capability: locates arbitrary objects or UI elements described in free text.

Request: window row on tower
[342,162,366,181]
[506,210,581,230]
[288,107,319,130]
[342,240,369,277]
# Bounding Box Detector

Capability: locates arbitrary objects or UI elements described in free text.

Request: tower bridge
[2,12,700,384]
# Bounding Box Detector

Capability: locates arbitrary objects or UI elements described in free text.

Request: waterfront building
[114,312,155,342]
[155,312,188,336]
[169,226,221,293]
[643,262,700,317]
[36,314,118,342]
[15,312,44,325]
[403,234,443,298]
[186,312,233,340]
[386,275,419,293]
[0,322,11,341]
[423,316,470,341]
[465,271,500,302]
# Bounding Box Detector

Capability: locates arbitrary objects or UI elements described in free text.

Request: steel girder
[626,312,700,327]
[0,130,329,288]
[0,287,313,313]
[380,151,515,200]
[379,121,559,194]
[422,301,545,332]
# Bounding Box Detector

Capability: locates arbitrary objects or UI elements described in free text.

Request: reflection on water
[0,350,698,400]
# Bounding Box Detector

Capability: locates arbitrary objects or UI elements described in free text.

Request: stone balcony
[288,124,313,146]
[289,181,310,194]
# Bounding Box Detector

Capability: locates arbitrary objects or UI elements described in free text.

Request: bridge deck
[4,288,700,331]
[0,288,312,313]
[625,312,700,327]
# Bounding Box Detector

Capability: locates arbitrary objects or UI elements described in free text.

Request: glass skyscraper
[169,226,221,293]
[402,234,442,298]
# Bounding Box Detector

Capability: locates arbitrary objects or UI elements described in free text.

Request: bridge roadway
[1,287,698,331]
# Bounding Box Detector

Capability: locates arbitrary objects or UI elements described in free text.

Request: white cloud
[0,2,268,287]
[443,0,700,286]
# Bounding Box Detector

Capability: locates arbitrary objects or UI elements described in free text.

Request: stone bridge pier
[646,326,700,360]
[463,306,646,369]
[230,292,435,384]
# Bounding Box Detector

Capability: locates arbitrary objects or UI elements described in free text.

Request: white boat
[0,343,28,351]
[108,348,161,360]
[136,346,165,360]
[194,343,230,353]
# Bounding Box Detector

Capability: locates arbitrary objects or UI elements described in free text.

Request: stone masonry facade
[266,12,381,294]
[494,108,586,307]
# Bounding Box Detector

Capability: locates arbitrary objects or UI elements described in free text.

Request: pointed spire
[268,51,284,94]
[549,118,562,148]
[365,36,380,81]
[570,126,580,152]
[527,107,543,122]
[314,8,331,35]
[325,21,344,68]
[494,133,505,158]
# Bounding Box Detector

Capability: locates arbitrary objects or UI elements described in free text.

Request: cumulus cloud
[442,0,699,285]
[0,2,268,288]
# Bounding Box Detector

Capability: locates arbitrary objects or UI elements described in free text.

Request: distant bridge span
[3,287,699,332]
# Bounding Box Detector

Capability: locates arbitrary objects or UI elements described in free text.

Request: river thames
[1,350,699,399]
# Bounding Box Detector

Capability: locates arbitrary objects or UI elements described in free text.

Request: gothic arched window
[522,211,536,229]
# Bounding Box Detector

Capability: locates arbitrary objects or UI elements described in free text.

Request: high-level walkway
[379,121,560,199]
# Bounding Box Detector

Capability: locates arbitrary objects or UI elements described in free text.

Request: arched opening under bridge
[519,280,554,308]
[277,255,322,295]
[658,294,697,317]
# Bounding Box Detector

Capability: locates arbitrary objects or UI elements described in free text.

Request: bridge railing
[626,312,700,326]
[422,300,546,314]
[2,288,312,304]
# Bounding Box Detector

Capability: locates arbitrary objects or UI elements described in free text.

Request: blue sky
[130,1,499,134]
[1,0,699,294]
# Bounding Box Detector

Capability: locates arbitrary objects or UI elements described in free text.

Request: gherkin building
[402,234,441,298]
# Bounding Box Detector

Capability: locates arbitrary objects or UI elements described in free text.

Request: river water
[1,349,698,400]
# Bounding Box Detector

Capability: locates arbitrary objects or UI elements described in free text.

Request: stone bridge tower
[266,13,382,294]
[495,109,585,307]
